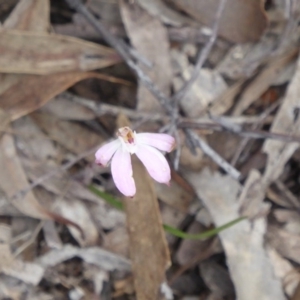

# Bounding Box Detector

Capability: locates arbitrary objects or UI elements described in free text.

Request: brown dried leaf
[209,80,246,115]
[267,226,300,265]
[0,72,105,121]
[0,133,54,219]
[55,197,99,247]
[233,49,298,115]
[118,114,170,300]
[0,30,120,74]
[37,244,131,271]
[199,259,235,299]
[172,48,227,117]
[217,38,277,80]
[3,0,50,32]
[0,224,44,285]
[154,179,193,213]
[136,0,194,26]
[103,226,129,257]
[0,1,121,122]
[0,72,129,124]
[0,0,50,128]
[263,51,300,183]
[170,0,268,43]
[267,247,300,297]
[0,133,82,234]
[31,112,104,159]
[120,1,172,112]
[41,94,95,121]
[11,115,123,234]
[176,221,218,265]
[177,129,204,171]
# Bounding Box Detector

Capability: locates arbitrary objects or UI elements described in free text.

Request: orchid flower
[95,127,175,197]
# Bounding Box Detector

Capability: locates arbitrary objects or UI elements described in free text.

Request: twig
[64,0,172,114]
[67,91,274,125]
[230,100,281,166]
[169,0,228,159]
[62,92,167,122]
[274,180,300,209]
[184,129,241,180]
[171,0,227,104]
[179,119,300,144]
[13,221,44,258]
[173,130,181,170]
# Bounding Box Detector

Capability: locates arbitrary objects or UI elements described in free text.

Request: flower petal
[136,133,175,152]
[95,139,120,166]
[135,145,171,184]
[111,148,136,197]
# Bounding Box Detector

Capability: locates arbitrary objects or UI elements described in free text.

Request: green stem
[89,185,245,240]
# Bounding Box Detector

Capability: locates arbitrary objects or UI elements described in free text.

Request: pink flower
[95,127,175,197]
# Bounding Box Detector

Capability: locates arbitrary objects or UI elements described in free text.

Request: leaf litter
[0,0,300,299]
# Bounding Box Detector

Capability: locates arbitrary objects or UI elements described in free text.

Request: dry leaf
[0,72,128,122]
[43,220,63,249]
[0,224,44,285]
[55,197,99,247]
[13,116,56,161]
[103,226,129,257]
[3,0,50,32]
[233,49,298,115]
[11,117,125,232]
[185,168,285,300]
[263,51,300,183]
[209,80,245,115]
[176,221,219,265]
[267,247,300,297]
[0,133,82,234]
[238,169,266,218]
[31,111,104,158]
[267,226,300,265]
[199,259,235,299]
[170,0,268,43]
[136,0,194,26]
[0,0,50,129]
[0,0,122,123]
[13,116,113,239]
[172,49,227,117]
[0,133,57,219]
[154,179,193,213]
[37,244,131,271]
[41,94,95,121]
[160,203,186,245]
[217,38,277,80]
[0,30,120,74]
[120,1,172,112]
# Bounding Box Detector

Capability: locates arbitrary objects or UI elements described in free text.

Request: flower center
[117,127,137,154]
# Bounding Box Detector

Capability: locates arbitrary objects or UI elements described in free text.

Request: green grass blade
[89,185,245,240]
[88,185,124,210]
[163,217,245,240]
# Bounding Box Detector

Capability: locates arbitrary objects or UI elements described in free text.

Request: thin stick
[185,129,241,180]
[230,101,281,166]
[171,0,227,104]
[64,0,172,114]
[63,92,166,122]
